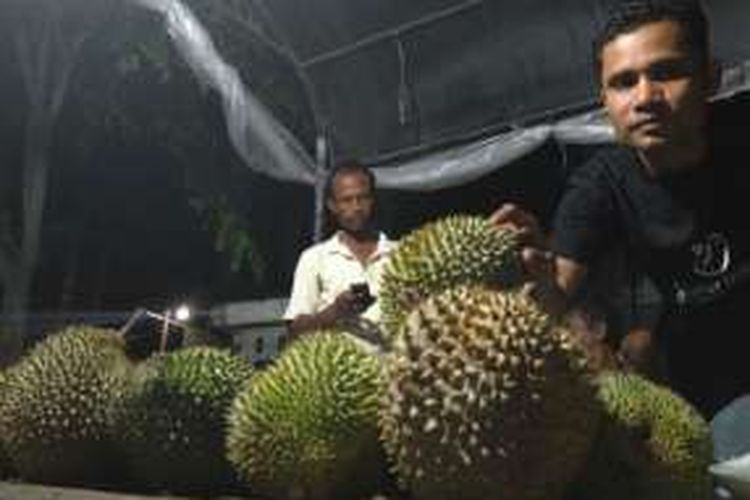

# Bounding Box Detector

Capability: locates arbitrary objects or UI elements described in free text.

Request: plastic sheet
[134,0,750,194]
[133,0,318,185]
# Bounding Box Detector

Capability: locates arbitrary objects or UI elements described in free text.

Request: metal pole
[159,308,171,352]
[313,132,330,242]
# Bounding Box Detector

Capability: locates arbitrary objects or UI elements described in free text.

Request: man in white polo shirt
[284,161,394,344]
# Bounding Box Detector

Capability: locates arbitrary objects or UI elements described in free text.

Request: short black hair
[323,160,376,202]
[593,0,710,83]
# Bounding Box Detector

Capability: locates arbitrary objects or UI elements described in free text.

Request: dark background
[0,0,747,319]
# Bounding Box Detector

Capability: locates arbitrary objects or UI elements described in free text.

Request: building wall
[209,297,288,365]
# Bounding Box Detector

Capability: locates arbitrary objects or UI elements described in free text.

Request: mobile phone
[350,283,374,310]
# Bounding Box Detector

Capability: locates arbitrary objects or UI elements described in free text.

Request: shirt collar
[325,231,393,261]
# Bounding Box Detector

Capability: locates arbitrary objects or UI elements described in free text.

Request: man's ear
[326,197,335,214]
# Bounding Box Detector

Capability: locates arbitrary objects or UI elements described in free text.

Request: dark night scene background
[0,0,748,364]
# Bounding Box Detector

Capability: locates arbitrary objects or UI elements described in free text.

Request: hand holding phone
[349,283,374,312]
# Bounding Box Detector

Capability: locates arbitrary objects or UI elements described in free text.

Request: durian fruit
[571,371,713,500]
[0,370,14,479]
[226,331,387,500]
[117,346,254,493]
[380,285,599,500]
[0,325,131,486]
[379,215,522,341]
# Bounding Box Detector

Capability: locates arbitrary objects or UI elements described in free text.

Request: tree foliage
[0,0,121,366]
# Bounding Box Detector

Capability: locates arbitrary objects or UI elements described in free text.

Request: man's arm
[287,288,364,337]
[491,204,661,375]
[284,248,373,338]
[555,253,588,297]
[559,248,662,375]
[490,204,588,314]
[284,248,325,337]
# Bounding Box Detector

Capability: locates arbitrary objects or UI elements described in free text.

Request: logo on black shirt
[691,232,731,277]
[673,231,735,308]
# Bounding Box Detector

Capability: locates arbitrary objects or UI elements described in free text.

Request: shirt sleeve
[551,158,616,265]
[283,247,321,320]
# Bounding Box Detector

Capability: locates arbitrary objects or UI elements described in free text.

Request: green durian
[0,370,14,479]
[379,215,522,340]
[380,286,599,500]
[117,346,253,493]
[226,331,387,500]
[572,371,713,500]
[0,326,131,486]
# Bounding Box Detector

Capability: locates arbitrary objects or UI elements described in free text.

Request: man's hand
[490,203,568,314]
[489,203,544,247]
[489,203,551,281]
[287,284,374,340]
[329,286,372,321]
[617,328,656,374]
[565,308,619,373]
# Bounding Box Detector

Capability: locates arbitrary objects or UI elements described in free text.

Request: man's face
[599,20,712,165]
[327,171,375,234]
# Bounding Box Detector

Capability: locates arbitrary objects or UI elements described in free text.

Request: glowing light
[174,304,192,322]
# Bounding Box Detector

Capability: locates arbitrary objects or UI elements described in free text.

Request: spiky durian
[117,346,254,493]
[0,370,13,479]
[380,286,599,500]
[0,326,131,486]
[379,215,522,340]
[572,371,713,500]
[226,331,387,500]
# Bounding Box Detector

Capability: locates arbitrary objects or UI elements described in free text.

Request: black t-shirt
[552,92,750,415]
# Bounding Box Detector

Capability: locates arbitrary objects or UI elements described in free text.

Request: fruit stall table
[0,481,248,500]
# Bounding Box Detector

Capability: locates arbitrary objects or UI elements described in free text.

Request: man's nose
[633,76,665,109]
[352,195,371,209]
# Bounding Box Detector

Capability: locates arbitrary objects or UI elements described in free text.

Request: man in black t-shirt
[492,0,750,417]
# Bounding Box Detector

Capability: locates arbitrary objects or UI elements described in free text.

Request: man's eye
[649,60,692,82]
[608,73,638,91]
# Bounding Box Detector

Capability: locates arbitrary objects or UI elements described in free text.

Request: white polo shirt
[284,231,394,325]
